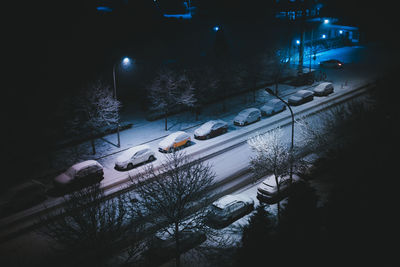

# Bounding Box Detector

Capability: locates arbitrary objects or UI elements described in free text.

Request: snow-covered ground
[0,44,381,267]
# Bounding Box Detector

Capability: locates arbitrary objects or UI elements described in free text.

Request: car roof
[123,144,150,155]
[296,90,313,96]
[240,108,259,114]
[316,82,332,89]
[70,160,102,172]
[212,194,252,209]
[164,131,188,142]
[266,99,282,105]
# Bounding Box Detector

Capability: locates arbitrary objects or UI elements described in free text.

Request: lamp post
[113,57,132,147]
[265,88,294,182]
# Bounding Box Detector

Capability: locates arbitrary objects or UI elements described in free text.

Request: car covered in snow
[158,131,191,153]
[319,59,343,69]
[260,99,286,116]
[144,230,206,266]
[313,82,334,96]
[233,108,261,126]
[288,90,314,106]
[257,174,301,204]
[194,120,228,140]
[206,194,254,229]
[115,144,155,170]
[53,160,104,191]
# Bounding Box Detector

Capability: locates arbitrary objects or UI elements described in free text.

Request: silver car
[233,108,261,126]
[260,99,286,116]
[288,90,314,106]
[115,144,155,170]
[313,82,334,96]
[257,174,301,204]
[206,194,254,229]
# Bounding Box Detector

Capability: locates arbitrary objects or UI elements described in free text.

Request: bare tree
[131,151,215,267]
[264,48,291,95]
[39,185,142,267]
[67,79,121,154]
[190,66,219,120]
[148,68,196,130]
[248,128,290,222]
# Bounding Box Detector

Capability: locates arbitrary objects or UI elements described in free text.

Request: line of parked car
[51,82,334,193]
[0,82,335,217]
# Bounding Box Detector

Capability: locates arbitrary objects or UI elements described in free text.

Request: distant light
[122,57,131,68]
[96,6,113,12]
[213,26,219,32]
[322,34,326,39]
[296,40,300,44]
[339,30,343,34]
[324,19,329,24]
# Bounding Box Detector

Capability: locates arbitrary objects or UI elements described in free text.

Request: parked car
[257,174,301,204]
[260,99,286,116]
[115,144,155,170]
[288,90,314,106]
[313,82,334,96]
[54,160,104,191]
[0,181,47,218]
[206,194,254,229]
[144,230,206,266]
[194,120,228,140]
[158,131,191,153]
[233,108,261,126]
[319,59,343,69]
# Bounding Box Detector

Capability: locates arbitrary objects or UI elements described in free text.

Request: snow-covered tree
[248,128,290,221]
[148,68,196,131]
[131,151,215,267]
[190,66,219,120]
[67,80,121,154]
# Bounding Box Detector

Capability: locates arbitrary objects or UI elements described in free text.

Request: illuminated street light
[322,34,326,39]
[324,19,329,24]
[339,30,343,34]
[213,26,220,32]
[113,56,132,147]
[296,40,300,45]
[265,88,294,182]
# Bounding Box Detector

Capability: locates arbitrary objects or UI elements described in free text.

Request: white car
[257,174,301,204]
[158,131,191,153]
[115,144,155,170]
[260,99,286,116]
[233,108,261,126]
[206,194,254,229]
[313,82,334,96]
[194,120,228,140]
[288,90,314,106]
[54,160,104,190]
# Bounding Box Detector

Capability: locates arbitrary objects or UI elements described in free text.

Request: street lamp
[265,88,294,182]
[113,56,132,147]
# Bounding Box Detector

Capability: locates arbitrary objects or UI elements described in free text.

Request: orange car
[158,131,191,153]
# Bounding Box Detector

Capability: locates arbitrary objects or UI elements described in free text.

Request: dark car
[288,90,314,106]
[194,120,228,140]
[319,59,343,69]
[144,230,207,266]
[0,181,47,218]
[206,194,254,229]
[53,160,104,194]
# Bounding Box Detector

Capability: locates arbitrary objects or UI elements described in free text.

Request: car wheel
[148,155,155,162]
[127,163,133,169]
[206,134,210,139]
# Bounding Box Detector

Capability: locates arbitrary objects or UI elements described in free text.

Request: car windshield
[209,205,224,216]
